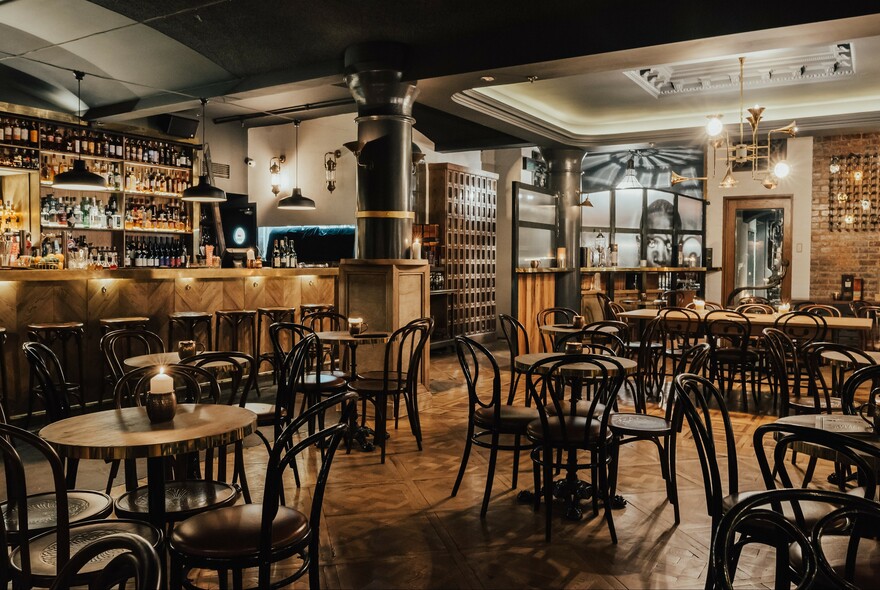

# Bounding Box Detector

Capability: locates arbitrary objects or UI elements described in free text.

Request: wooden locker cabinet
[428,163,498,340]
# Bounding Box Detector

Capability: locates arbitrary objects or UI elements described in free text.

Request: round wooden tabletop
[820,349,880,365]
[538,324,615,335]
[124,352,181,368]
[774,414,879,463]
[315,330,390,345]
[39,404,256,461]
[514,352,636,376]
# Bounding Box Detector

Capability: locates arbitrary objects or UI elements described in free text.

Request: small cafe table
[40,405,256,533]
[124,351,182,369]
[514,352,635,519]
[315,330,390,451]
[774,414,880,466]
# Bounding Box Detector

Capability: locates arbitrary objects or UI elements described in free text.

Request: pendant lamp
[182,98,226,203]
[52,71,109,191]
[278,120,316,210]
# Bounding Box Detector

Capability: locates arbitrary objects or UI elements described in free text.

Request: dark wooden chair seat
[9,520,161,585]
[114,480,240,522]
[170,504,309,559]
[788,536,880,588]
[526,415,610,445]
[546,400,608,418]
[1,490,113,541]
[473,405,538,432]
[607,412,670,436]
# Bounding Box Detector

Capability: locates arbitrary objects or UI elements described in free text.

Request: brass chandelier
[678,56,798,190]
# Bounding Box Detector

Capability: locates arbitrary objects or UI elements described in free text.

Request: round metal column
[541,148,586,313]
[345,43,419,259]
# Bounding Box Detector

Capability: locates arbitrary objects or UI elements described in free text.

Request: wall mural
[580,146,705,199]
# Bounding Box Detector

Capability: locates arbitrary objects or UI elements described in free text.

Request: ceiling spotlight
[773,161,791,178]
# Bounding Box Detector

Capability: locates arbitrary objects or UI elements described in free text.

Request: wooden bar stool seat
[168,311,213,351]
[26,322,85,425]
[99,316,150,335]
[256,307,296,381]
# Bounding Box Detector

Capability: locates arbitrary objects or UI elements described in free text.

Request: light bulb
[862,199,871,211]
[837,192,848,202]
[773,161,791,178]
[854,170,863,182]
[845,214,854,224]
[706,116,724,137]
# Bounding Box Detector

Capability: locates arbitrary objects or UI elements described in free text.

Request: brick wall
[811,133,880,301]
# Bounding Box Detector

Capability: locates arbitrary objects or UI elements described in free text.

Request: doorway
[722,196,792,305]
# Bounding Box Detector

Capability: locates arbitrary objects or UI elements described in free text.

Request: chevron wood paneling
[516,273,556,352]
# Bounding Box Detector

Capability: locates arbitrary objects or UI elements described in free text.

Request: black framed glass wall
[580,188,706,268]
[512,181,558,268]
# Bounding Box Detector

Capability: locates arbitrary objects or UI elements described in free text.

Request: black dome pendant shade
[182,98,226,203]
[277,120,315,210]
[52,71,109,191]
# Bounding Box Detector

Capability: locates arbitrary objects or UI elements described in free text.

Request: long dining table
[618,307,874,335]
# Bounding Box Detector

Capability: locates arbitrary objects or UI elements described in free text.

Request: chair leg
[511,434,521,489]
[376,392,387,464]
[801,456,818,488]
[543,446,554,542]
[451,424,474,497]
[599,448,618,544]
[481,434,499,518]
[532,456,541,512]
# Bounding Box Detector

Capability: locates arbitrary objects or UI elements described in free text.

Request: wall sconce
[324,150,341,193]
[269,156,285,196]
[411,151,426,175]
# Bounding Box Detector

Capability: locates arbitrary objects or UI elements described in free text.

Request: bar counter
[0,266,338,418]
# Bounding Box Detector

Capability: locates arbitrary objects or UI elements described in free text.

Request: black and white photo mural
[580,146,705,199]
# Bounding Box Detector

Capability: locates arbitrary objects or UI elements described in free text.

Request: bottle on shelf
[272,239,282,268]
[288,239,298,268]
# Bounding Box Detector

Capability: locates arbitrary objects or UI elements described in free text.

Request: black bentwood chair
[168,391,356,590]
[451,336,538,517]
[710,489,880,590]
[48,532,162,590]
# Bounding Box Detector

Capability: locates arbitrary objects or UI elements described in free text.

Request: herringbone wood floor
[29,342,850,589]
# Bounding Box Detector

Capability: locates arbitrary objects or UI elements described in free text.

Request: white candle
[777,303,791,314]
[412,240,422,260]
[693,299,705,311]
[150,368,173,394]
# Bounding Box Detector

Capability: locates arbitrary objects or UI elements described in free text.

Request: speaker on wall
[153,114,200,139]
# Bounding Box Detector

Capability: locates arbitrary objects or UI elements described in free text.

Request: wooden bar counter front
[0,267,338,419]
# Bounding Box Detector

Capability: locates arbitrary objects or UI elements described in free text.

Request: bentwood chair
[168,391,356,590]
[802,341,876,414]
[347,318,433,463]
[48,532,162,590]
[524,354,626,542]
[536,307,578,352]
[735,303,775,315]
[0,423,161,590]
[658,307,703,384]
[710,489,880,590]
[451,336,538,517]
[499,313,530,404]
[111,365,243,529]
[857,304,880,351]
[702,309,762,411]
[100,328,165,394]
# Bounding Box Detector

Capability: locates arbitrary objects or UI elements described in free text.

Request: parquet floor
[24,343,847,589]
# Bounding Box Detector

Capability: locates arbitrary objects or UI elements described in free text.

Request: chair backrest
[258,390,356,588]
[499,313,530,359]
[672,373,738,525]
[840,363,880,418]
[607,301,626,320]
[737,295,770,305]
[801,341,876,414]
[271,333,319,439]
[0,422,75,588]
[735,303,775,315]
[112,364,221,408]
[711,489,880,590]
[773,311,827,348]
[299,304,335,320]
[525,353,625,447]
[536,307,578,352]
[301,310,347,333]
[555,326,626,356]
[49,532,162,590]
[268,321,317,374]
[850,300,870,317]
[800,303,842,318]
[687,301,724,311]
[179,351,257,407]
[673,342,712,377]
[792,300,817,311]
[21,341,73,422]
[379,317,434,393]
[762,327,802,416]
[455,336,504,423]
[659,307,703,346]
[703,309,751,354]
[100,328,166,383]
[596,292,615,320]
[857,305,880,350]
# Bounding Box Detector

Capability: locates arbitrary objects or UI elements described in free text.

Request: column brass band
[356,210,415,219]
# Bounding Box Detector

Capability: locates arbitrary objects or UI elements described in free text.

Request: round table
[124,351,181,369]
[314,330,390,451]
[774,414,879,464]
[821,349,880,366]
[40,405,256,533]
[515,352,636,376]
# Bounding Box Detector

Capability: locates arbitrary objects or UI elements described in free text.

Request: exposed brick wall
[811,133,880,301]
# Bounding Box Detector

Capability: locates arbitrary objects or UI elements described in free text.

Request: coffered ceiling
[0,1,879,151]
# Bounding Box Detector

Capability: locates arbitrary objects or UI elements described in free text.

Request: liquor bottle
[288,239,297,268]
[29,121,38,147]
[272,240,282,268]
[279,239,288,268]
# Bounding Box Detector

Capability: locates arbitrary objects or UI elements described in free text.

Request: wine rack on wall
[828,152,880,231]
[428,163,499,339]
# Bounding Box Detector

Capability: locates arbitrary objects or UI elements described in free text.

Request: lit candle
[777,302,791,314]
[556,247,566,268]
[693,298,705,311]
[150,367,173,394]
[412,240,421,260]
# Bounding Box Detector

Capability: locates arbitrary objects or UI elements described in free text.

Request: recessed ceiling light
[480,75,495,82]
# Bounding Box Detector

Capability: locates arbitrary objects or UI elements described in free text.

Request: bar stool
[168,311,213,351]
[256,306,296,381]
[98,317,150,410]
[25,321,86,426]
[300,303,335,320]
[214,310,258,358]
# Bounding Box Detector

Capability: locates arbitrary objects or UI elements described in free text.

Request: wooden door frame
[721,195,793,304]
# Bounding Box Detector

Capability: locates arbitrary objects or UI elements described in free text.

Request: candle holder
[146,390,176,424]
